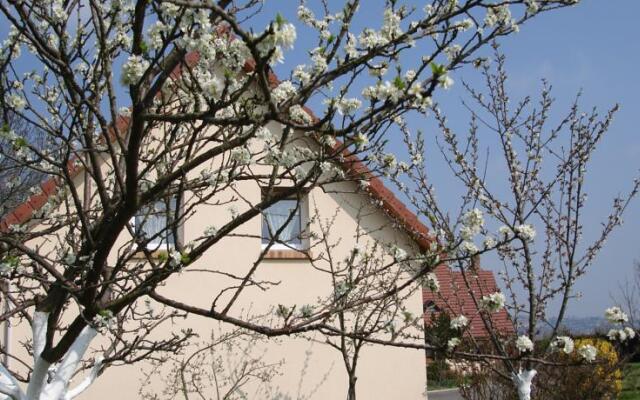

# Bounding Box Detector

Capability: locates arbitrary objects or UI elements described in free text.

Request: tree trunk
[512,369,537,400]
[347,374,357,400]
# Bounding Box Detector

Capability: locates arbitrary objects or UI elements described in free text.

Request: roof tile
[423,265,515,338]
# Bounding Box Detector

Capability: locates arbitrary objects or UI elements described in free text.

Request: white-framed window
[261,197,304,250]
[133,197,178,250]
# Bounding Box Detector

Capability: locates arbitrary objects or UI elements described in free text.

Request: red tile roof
[423,265,515,338]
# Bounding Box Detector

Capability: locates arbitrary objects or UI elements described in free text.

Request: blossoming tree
[392,48,639,399]
[0,0,612,399]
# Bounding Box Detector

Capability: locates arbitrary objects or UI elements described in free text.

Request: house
[0,50,510,400]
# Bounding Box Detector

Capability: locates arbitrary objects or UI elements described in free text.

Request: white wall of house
[9,121,427,399]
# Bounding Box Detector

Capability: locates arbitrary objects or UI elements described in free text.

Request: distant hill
[556,316,613,335]
[528,316,615,337]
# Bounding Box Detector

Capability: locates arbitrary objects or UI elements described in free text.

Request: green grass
[621,363,640,400]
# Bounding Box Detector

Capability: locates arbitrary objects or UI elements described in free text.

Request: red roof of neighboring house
[423,264,515,338]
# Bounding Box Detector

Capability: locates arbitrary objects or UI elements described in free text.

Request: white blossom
[344,33,360,58]
[297,5,315,25]
[272,81,296,103]
[444,44,462,62]
[92,310,115,330]
[6,94,26,110]
[498,225,512,238]
[608,329,627,342]
[118,107,131,117]
[381,153,397,171]
[255,126,274,143]
[51,0,66,23]
[392,246,408,261]
[515,224,536,241]
[463,208,484,229]
[608,327,635,342]
[230,147,251,165]
[438,73,454,90]
[450,315,468,330]
[456,18,474,32]
[0,257,21,277]
[353,132,369,148]
[625,327,637,340]
[359,28,387,49]
[460,227,475,241]
[577,344,597,362]
[605,306,628,324]
[525,0,540,14]
[289,105,313,125]
[447,337,461,351]
[381,8,402,41]
[293,65,311,84]
[274,22,297,50]
[147,21,167,49]
[336,97,362,115]
[121,55,150,85]
[424,272,440,292]
[516,335,534,354]
[460,240,478,254]
[550,336,574,354]
[160,2,179,18]
[483,236,496,249]
[311,50,328,73]
[169,250,182,267]
[321,134,336,147]
[0,262,12,277]
[484,5,515,29]
[64,252,76,265]
[480,292,506,313]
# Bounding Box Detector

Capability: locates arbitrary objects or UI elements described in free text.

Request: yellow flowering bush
[574,338,623,396]
[536,337,622,400]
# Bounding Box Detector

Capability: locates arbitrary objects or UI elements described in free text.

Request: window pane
[135,198,176,247]
[262,199,301,245]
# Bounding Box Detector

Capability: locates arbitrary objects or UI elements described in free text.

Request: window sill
[263,249,311,260]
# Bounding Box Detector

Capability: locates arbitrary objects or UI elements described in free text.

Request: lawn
[621,363,640,400]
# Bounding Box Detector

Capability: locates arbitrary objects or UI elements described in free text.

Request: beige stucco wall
[5,122,427,399]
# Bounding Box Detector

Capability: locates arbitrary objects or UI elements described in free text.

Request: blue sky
[426,0,640,317]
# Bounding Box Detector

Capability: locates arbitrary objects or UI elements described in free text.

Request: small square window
[261,198,303,248]
[133,197,178,250]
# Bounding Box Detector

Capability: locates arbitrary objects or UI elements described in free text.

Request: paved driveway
[426,388,463,400]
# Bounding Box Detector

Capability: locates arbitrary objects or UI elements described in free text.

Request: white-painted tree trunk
[0,312,103,400]
[512,369,537,400]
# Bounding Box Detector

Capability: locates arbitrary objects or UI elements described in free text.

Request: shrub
[459,337,623,400]
[535,337,622,400]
